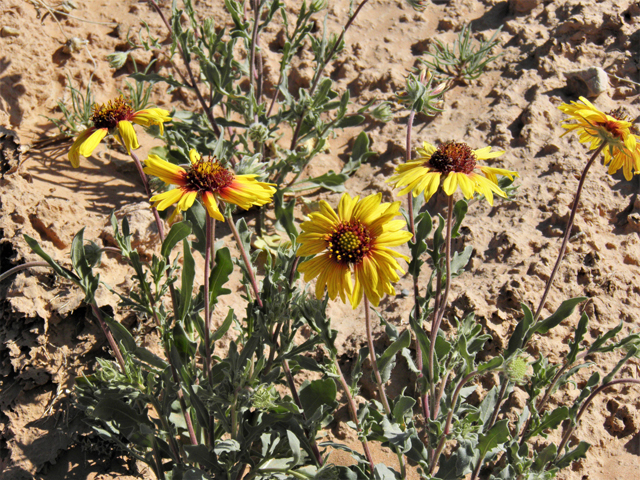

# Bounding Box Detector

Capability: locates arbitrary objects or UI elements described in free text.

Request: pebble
[563,67,609,97]
[1,26,20,37]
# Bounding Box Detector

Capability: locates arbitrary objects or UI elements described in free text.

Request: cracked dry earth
[0,0,639,479]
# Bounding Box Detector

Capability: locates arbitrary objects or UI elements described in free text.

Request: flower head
[388,141,518,205]
[558,96,640,180]
[68,96,171,167]
[144,149,276,222]
[296,193,413,309]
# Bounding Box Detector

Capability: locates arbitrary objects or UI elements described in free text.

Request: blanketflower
[558,96,640,180]
[296,192,413,309]
[68,97,171,168]
[143,149,276,222]
[388,141,519,205]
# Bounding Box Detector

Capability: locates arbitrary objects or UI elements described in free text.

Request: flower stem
[364,297,391,415]
[405,108,431,423]
[148,0,222,137]
[289,0,370,150]
[204,214,213,380]
[282,359,324,466]
[364,298,407,478]
[227,213,264,308]
[331,354,376,473]
[533,143,605,322]
[556,378,640,456]
[123,142,165,239]
[429,370,480,474]
[0,261,49,283]
[90,303,126,371]
[429,195,454,417]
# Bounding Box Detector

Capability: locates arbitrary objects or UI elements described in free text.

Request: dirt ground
[0,0,639,479]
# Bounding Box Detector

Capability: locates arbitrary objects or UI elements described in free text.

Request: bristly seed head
[91,96,134,130]
[185,156,234,193]
[428,142,477,174]
[326,221,372,265]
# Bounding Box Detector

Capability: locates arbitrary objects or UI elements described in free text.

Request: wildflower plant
[13,2,640,480]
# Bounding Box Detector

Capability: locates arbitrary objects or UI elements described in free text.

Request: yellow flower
[388,141,518,205]
[558,96,640,180]
[296,193,413,309]
[144,149,276,222]
[68,97,171,167]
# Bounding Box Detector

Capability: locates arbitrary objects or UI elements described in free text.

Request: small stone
[563,67,610,97]
[509,0,540,14]
[1,26,20,37]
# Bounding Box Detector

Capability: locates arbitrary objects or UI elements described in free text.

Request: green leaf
[528,407,569,439]
[209,248,233,304]
[274,189,298,236]
[131,72,185,88]
[287,430,302,467]
[451,245,473,276]
[434,440,476,480]
[299,378,337,419]
[24,235,78,283]
[410,318,431,374]
[566,313,589,365]
[555,441,590,469]
[335,114,365,128]
[529,297,587,338]
[102,313,137,353]
[183,445,218,470]
[161,221,192,258]
[506,303,534,358]
[532,443,557,472]
[377,329,411,381]
[477,355,503,374]
[452,199,468,238]
[602,345,637,385]
[341,132,374,176]
[477,419,510,458]
[588,321,623,354]
[212,308,234,342]
[71,229,99,302]
[304,171,349,192]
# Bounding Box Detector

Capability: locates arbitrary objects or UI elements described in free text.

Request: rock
[509,0,540,14]
[563,67,609,97]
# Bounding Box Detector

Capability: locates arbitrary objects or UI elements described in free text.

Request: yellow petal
[117,121,140,154]
[78,128,108,157]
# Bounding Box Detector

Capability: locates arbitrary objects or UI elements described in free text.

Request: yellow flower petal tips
[67,96,171,167]
[388,141,519,205]
[143,149,276,222]
[558,96,640,180]
[296,192,413,309]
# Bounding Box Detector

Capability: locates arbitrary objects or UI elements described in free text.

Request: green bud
[247,122,269,144]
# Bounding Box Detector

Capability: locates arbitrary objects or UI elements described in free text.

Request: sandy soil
[0,0,639,478]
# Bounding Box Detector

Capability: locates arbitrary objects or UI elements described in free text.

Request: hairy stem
[283,359,324,466]
[90,303,126,371]
[533,144,605,322]
[331,354,376,473]
[227,213,264,308]
[364,297,391,414]
[0,261,50,283]
[556,378,640,456]
[289,0,370,149]
[364,298,406,478]
[148,0,222,137]
[429,370,480,474]
[429,195,454,417]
